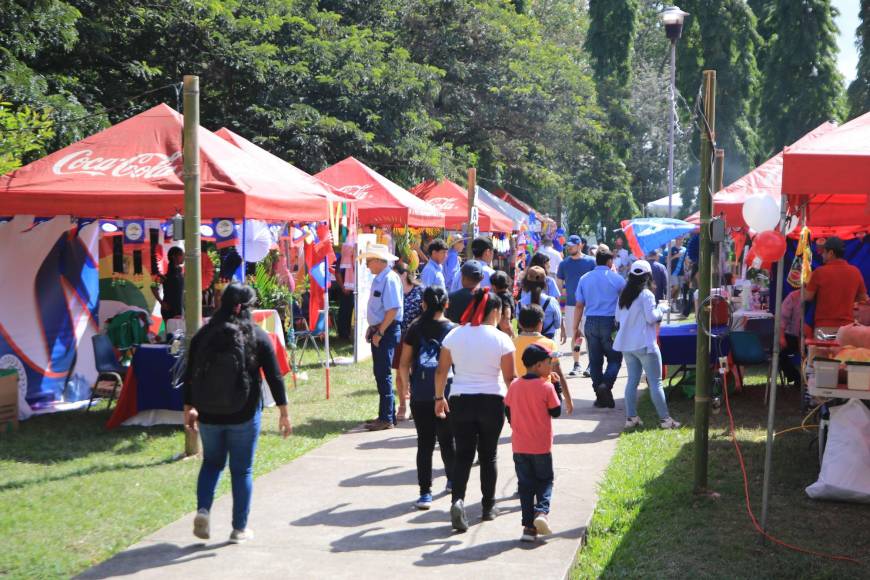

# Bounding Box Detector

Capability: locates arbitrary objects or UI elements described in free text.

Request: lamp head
[661,6,689,40]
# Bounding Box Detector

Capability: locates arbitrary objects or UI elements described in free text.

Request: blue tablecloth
[659,323,730,366]
[133,345,184,412]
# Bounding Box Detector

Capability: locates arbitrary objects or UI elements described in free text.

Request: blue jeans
[197,410,261,531]
[623,345,671,420]
[514,453,554,528]
[585,316,622,390]
[371,321,400,423]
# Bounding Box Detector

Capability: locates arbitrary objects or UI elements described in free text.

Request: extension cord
[720,374,859,564]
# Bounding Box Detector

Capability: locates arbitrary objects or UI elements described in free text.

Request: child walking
[513,304,573,415]
[504,344,563,542]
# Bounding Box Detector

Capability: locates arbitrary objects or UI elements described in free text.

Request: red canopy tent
[410,179,514,233]
[214,127,353,202]
[0,104,335,221]
[493,187,555,229]
[782,111,870,228]
[713,122,836,229]
[315,157,444,227]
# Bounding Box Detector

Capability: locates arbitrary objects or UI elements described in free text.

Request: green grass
[572,373,870,579]
[0,340,375,579]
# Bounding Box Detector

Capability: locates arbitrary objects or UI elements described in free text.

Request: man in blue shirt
[646,249,669,302]
[557,235,596,376]
[443,235,464,290]
[449,237,495,292]
[573,245,626,408]
[420,238,448,288]
[365,243,404,430]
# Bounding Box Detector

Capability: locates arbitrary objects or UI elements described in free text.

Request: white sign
[52,149,183,179]
[353,234,378,362]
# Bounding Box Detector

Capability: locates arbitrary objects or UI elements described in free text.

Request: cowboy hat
[364,243,399,262]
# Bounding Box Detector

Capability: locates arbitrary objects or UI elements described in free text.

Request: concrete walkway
[80,362,629,580]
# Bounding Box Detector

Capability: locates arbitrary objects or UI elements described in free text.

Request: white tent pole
[760,193,788,534]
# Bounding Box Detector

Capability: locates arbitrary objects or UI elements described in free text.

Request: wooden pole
[466,168,477,258]
[693,70,716,492]
[182,75,202,457]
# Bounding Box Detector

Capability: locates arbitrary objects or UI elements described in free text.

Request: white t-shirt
[442,324,516,397]
[540,246,563,275]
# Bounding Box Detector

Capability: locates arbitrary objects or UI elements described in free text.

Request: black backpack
[410,322,455,401]
[190,322,252,415]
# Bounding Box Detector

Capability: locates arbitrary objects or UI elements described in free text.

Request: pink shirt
[505,376,560,454]
[780,290,802,337]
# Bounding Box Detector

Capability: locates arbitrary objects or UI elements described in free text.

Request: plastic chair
[293,310,335,368]
[87,334,126,411]
[727,331,773,403]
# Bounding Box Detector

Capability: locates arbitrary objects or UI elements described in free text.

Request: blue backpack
[410,323,454,401]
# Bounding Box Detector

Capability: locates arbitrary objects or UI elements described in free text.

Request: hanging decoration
[242,219,273,263]
[213,218,238,249]
[741,194,779,232]
[123,219,146,249]
[754,230,787,263]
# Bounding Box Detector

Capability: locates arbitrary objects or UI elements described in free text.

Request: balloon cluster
[741,194,791,263]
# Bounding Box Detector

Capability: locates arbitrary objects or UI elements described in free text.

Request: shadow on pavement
[356,434,419,450]
[339,466,420,487]
[291,501,417,528]
[76,542,227,579]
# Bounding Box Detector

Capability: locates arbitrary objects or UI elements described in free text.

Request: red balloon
[754,230,786,263]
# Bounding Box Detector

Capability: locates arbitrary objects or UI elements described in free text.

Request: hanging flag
[213,218,238,248]
[304,223,337,330]
[123,219,146,249]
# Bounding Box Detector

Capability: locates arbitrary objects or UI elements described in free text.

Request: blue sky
[834,0,860,83]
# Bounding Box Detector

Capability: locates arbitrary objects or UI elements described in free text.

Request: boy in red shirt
[505,343,562,542]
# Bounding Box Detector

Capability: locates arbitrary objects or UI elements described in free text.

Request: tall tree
[584,0,639,159]
[760,0,846,153]
[847,0,870,118]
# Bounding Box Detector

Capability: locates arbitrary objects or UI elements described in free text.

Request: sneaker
[365,419,394,431]
[521,527,538,542]
[533,512,552,536]
[481,504,499,521]
[229,528,254,544]
[624,416,644,429]
[582,368,591,378]
[415,493,433,510]
[193,508,210,540]
[568,364,581,376]
[660,417,682,430]
[450,499,469,532]
[599,385,615,408]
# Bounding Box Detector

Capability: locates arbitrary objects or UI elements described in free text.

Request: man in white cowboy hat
[443,234,465,290]
[364,243,404,430]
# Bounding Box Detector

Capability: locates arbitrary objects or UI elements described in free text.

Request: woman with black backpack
[183,283,292,544]
[398,286,456,511]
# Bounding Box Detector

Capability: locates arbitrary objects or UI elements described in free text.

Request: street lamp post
[661,5,688,323]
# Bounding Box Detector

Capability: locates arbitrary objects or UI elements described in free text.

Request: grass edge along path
[571,380,870,580]
[0,350,375,579]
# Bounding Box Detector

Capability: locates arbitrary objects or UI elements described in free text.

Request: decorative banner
[0,216,100,409]
[123,219,146,249]
[213,218,238,249]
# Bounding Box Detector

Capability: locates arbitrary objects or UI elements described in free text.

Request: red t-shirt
[505,375,560,454]
[807,259,867,328]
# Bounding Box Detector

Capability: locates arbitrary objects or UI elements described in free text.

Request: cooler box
[846,362,870,390]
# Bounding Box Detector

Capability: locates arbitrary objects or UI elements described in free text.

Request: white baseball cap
[630,259,652,276]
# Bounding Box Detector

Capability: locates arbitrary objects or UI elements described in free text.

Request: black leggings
[410,400,455,495]
[449,394,505,509]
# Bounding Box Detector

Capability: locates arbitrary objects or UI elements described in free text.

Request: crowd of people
[356,233,681,541]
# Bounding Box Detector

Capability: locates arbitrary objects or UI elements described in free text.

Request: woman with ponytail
[398,286,456,510]
[613,261,680,431]
[434,288,516,532]
[520,266,563,341]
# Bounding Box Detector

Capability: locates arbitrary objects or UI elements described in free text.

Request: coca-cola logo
[51,149,183,180]
[427,197,458,211]
[337,184,372,200]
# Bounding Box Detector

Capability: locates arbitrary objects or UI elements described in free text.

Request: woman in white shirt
[435,289,516,532]
[613,260,680,430]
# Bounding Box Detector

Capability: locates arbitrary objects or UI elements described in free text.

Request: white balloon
[742,194,779,232]
[242,219,273,263]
